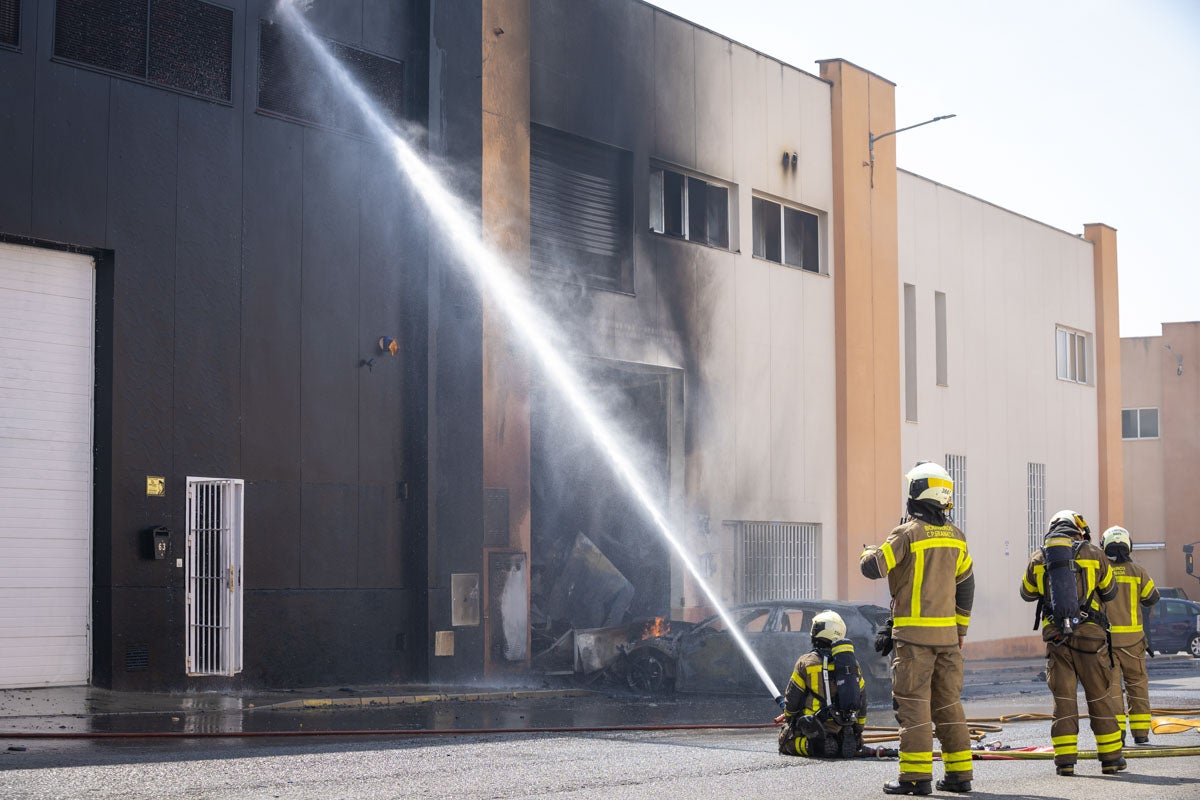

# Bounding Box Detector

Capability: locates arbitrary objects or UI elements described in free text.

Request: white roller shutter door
[0,242,94,688]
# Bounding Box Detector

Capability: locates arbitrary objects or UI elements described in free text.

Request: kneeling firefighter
[775,610,868,758]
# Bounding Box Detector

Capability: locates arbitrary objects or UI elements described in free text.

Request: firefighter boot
[1101,757,1127,775]
[883,780,932,796]
[935,778,972,794]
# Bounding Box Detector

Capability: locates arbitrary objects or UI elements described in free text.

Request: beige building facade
[1121,322,1200,592]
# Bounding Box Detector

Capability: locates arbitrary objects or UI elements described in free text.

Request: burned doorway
[530,360,679,656]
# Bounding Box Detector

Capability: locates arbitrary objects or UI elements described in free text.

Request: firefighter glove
[874,619,894,657]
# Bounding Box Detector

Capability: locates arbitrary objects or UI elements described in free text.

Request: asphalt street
[1,657,1198,799]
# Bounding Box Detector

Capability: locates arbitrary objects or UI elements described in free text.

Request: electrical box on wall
[142,526,171,560]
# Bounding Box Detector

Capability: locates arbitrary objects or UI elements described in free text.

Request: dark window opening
[753,196,820,272]
[53,0,232,102]
[650,167,729,248]
[531,125,633,292]
[257,20,405,138]
[1,0,20,48]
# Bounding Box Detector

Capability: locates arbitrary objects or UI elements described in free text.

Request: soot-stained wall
[0,0,484,690]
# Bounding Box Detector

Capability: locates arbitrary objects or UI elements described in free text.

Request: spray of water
[276,0,781,702]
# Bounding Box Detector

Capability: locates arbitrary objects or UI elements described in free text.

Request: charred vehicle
[621,600,893,701]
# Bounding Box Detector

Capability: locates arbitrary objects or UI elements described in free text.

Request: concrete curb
[266,688,599,711]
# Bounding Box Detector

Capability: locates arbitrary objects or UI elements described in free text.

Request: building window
[945,454,966,530]
[53,0,234,103]
[186,477,244,677]
[935,290,948,386]
[735,521,820,602]
[531,124,633,292]
[751,196,820,273]
[904,283,917,422]
[1027,462,1046,554]
[1122,407,1160,439]
[257,20,405,137]
[1,0,20,49]
[649,167,730,248]
[1055,327,1091,384]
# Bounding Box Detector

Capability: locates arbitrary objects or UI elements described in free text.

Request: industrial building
[0,0,1122,691]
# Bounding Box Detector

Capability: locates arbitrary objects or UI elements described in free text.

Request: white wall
[898,171,1100,643]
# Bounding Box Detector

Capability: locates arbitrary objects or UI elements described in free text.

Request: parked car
[621,599,893,701]
[1146,597,1200,658]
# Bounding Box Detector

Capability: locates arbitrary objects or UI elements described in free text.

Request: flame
[641,617,669,640]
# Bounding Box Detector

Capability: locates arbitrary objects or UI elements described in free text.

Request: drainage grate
[125,644,150,672]
[0,0,19,48]
[257,20,404,137]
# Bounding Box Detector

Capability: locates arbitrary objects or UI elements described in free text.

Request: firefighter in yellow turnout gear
[1020,510,1125,776]
[775,610,868,758]
[861,462,975,796]
[1100,525,1160,744]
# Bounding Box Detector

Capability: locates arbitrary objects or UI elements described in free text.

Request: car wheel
[626,648,674,693]
[1189,634,1200,659]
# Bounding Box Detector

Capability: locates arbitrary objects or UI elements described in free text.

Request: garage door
[0,243,94,688]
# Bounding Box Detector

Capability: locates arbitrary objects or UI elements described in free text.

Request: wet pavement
[1,656,1198,798]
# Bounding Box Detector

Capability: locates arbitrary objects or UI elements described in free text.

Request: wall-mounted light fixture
[781,151,799,171]
[868,114,956,187]
[1165,343,1184,376]
[378,336,399,356]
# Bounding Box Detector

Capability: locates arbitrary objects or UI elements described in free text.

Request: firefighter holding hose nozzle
[1020,510,1125,776]
[860,462,975,796]
[774,610,868,759]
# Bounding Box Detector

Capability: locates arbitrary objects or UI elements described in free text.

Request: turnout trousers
[891,641,973,783]
[1045,638,1123,767]
[1108,641,1151,739]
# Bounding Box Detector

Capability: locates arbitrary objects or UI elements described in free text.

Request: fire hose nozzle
[774,695,786,710]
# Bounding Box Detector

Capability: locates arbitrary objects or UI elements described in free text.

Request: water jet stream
[276,0,781,702]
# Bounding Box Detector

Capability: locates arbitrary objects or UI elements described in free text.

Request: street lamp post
[868,114,956,187]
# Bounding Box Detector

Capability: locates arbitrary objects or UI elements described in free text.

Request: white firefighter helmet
[905,462,954,508]
[1049,509,1091,537]
[810,610,847,644]
[1102,525,1132,552]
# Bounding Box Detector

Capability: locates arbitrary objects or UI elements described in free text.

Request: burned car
[620,600,893,701]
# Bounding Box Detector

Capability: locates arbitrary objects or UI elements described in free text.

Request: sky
[646,0,1200,338]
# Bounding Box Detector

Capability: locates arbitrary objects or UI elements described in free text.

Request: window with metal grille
[257,20,405,138]
[1027,462,1046,554]
[945,454,966,530]
[531,124,633,292]
[1,0,20,48]
[735,521,820,602]
[186,477,244,677]
[53,0,233,102]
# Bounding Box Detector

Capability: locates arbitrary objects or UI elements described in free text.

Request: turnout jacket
[1104,559,1160,647]
[1020,537,1116,642]
[860,518,974,647]
[781,645,867,733]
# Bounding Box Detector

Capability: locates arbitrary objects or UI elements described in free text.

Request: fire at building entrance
[529,361,675,670]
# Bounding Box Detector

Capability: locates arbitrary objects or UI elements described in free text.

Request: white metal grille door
[186,478,244,676]
[1027,463,1046,554]
[0,243,94,689]
[736,522,820,602]
[945,454,967,530]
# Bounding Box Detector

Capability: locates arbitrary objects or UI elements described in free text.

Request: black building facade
[0,0,486,690]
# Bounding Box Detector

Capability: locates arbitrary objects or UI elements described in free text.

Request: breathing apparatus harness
[1033,527,1113,666]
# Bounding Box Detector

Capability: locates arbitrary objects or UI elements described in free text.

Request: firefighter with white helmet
[1020,510,1124,776]
[774,609,868,759]
[860,462,975,795]
[1100,525,1160,744]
